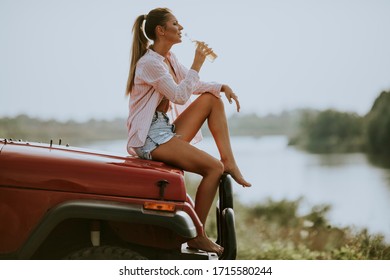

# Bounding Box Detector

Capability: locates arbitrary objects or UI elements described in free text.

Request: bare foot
[222,161,251,187]
[187,235,224,256]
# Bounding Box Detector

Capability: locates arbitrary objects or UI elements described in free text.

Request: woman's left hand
[222,85,240,112]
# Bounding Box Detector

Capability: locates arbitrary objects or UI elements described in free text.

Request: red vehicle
[0,138,236,260]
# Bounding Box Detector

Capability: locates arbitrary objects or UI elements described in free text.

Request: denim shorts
[133,111,176,160]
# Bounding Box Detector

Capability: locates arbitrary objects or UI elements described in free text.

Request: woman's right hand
[191,41,213,72]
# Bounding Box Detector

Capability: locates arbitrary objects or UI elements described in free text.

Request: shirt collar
[147,48,172,61]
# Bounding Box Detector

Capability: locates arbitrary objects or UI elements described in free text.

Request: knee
[210,160,225,177]
[199,158,224,178]
[201,92,224,108]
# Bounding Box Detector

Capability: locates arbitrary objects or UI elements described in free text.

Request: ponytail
[126,15,149,95]
[125,8,172,95]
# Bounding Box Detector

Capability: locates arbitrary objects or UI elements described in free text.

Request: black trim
[216,175,237,260]
[219,208,236,260]
[219,174,234,209]
[17,200,197,259]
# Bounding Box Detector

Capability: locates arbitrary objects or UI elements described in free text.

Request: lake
[85,136,390,242]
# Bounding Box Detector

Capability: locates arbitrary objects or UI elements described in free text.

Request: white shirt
[127,49,222,154]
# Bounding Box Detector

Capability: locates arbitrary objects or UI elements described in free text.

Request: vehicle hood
[0,140,186,201]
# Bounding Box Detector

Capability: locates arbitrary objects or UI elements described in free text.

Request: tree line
[0,115,127,145]
[289,91,390,155]
[0,110,302,145]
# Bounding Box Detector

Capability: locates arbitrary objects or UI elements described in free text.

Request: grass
[185,174,390,260]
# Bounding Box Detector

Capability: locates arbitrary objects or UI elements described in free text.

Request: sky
[1,0,390,121]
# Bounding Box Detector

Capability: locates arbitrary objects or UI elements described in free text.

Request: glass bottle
[185,33,218,62]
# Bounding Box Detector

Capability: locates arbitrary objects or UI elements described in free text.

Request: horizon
[1,103,373,124]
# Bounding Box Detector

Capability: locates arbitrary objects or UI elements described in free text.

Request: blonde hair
[125,8,172,95]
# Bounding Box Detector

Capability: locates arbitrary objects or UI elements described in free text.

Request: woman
[125,8,251,255]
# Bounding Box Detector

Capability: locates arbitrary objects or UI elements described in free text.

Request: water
[85,136,390,242]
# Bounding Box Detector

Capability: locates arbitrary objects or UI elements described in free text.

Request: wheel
[63,245,148,260]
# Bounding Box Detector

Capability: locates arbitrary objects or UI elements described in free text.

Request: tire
[63,246,148,260]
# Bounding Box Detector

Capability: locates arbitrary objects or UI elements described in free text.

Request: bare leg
[150,93,250,255]
[174,93,251,187]
[151,137,224,255]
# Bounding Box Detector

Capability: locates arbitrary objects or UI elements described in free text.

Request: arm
[172,46,241,112]
[141,59,199,105]
[175,59,240,112]
[174,56,222,97]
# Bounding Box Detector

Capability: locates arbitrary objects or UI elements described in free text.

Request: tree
[365,91,390,155]
[294,109,364,153]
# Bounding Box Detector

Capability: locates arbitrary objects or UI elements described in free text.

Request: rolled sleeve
[194,81,222,97]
